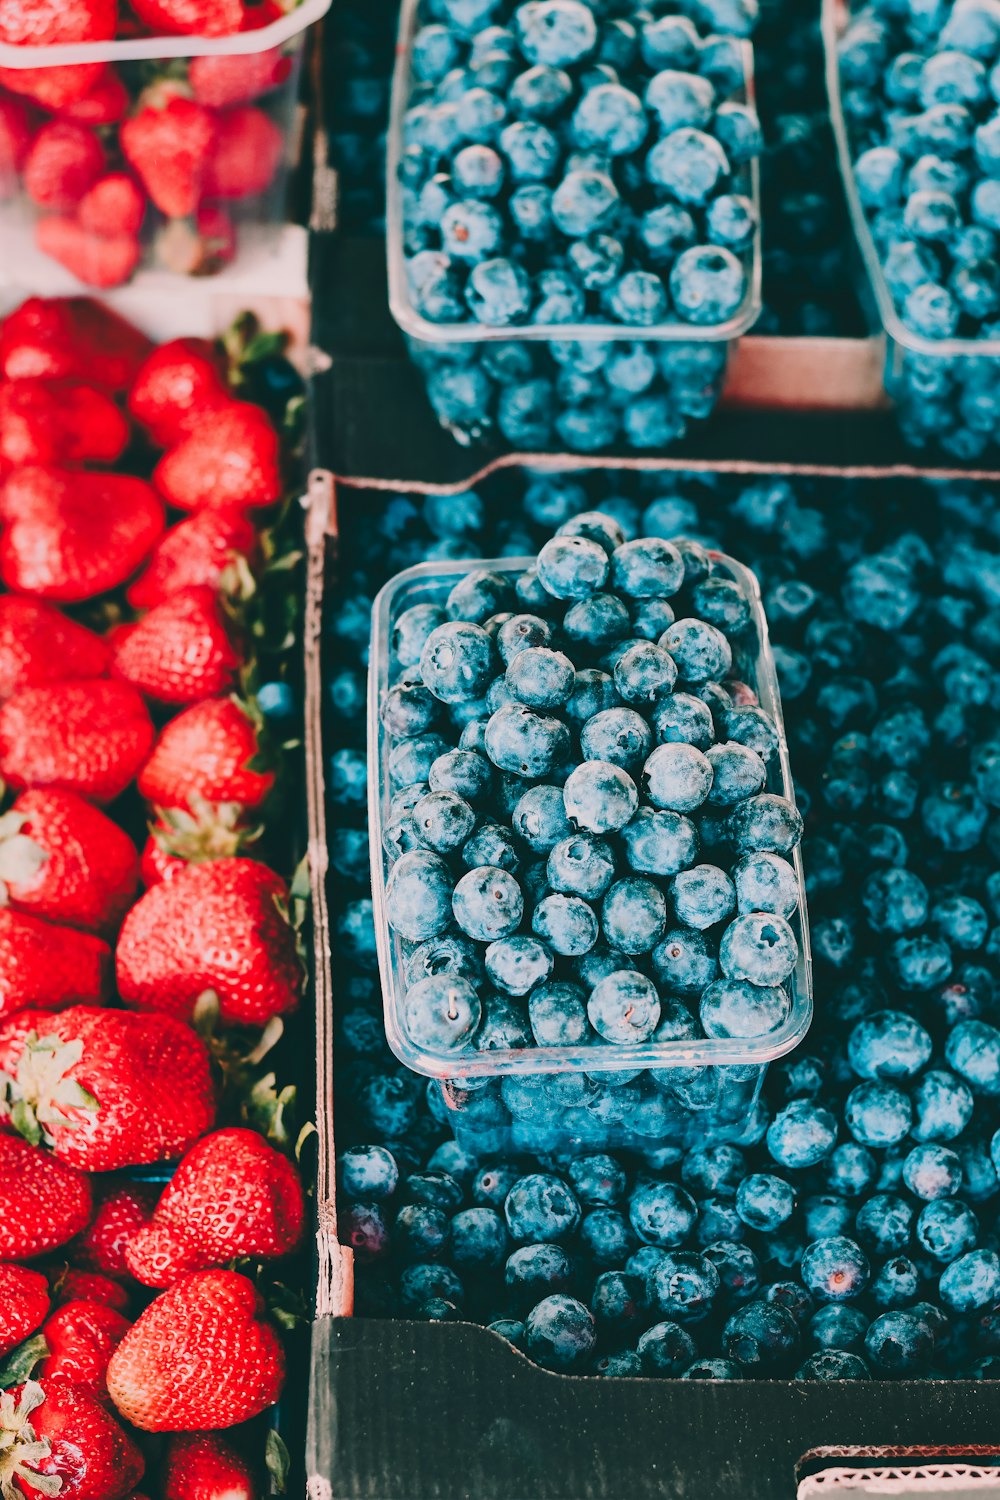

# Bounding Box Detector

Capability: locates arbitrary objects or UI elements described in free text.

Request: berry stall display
[0,0,329,285]
[370,529,811,1155]
[388,0,763,450]
[329,478,1000,1380]
[827,0,1000,458]
[0,294,312,1494]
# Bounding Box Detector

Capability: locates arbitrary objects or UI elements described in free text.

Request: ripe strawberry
[111,586,241,705]
[0,91,32,199]
[0,678,155,804]
[127,508,257,608]
[56,65,129,126]
[51,1269,131,1313]
[155,203,236,276]
[0,296,152,391]
[203,106,283,200]
[23,121,105,209]
[0,1136,93,1258]
[0,908,111,1019]
[125,1127,304,1287]
[116,857,301,1026]
[189,47,290,108]
[121,89,216,218]
[0,789,140,935]
[127,336,230,447]
[154,401,282,511]
[0,378,129,473]
[35,217,143,288]
[0,0,117,110]
[0,1005,216,1173]
[0,598,109,702]
[74,1182,157,1276]
[131,0,243,34]
[163,1432,259,1500]
[0,1380,144,1500]
[77,173,146,235]
[39,1299,132,1396]
[140,802,259,885]
[139,697,274,810]
[0,467,164,601]
[106,1269,285,1431]
[0,1264,50,1357]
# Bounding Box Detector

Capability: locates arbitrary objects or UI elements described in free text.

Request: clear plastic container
[822,0,1000,462]
[368,554,813,1156]
[0,0,328,286]
[385,0,762,453]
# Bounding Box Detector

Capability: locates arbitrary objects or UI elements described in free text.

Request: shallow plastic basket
[368,553,812,1155]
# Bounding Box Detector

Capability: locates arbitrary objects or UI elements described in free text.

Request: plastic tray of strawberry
[328,476,1000,1381]
[0,294,316,1498]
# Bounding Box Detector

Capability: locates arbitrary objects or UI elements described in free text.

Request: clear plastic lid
[0,0,330,65]
[822,0,1000,361]
[386,0,763,347]
[368,553,813,1085]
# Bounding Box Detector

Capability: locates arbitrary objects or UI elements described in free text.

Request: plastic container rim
[821,0,1000,360]
[0,0,330,66]
[367,551,814,1083]
[385,0,763,346]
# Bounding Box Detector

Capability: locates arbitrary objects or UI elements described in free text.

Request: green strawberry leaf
[10,1098,42,1147]
[294,1120,317,1163]
[265,1429,290,1495]
[289,855,311,904]
[0,1333,48,1391]
[267,1282,308,1331]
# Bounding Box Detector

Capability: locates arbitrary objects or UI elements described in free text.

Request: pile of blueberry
[326,0,397,234]
[395,0,763,448]
[838,0,1000,456]
[327,475,1000,1380]
[377,516,806,1153]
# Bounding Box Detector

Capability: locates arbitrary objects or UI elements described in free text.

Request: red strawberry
[139,697,273,810]
[155,202,236,276]
[116,857,301,1026]
[23,121,105,209]
[77,173,146,235]
[125,1127,304,1287]
[35,217,143,288]
[140,802,259,885]
[111,586,240,705]
[74,1182,157,1276]
[0,1380,144,1500]
[51,1270,131,1313]
[0,467,164,601]
[0,789,139,935]
[39,1299,132,1396]
[0,908,111,1019]
[127,336,230,447]
[130,0,243,36]
[55,66,129,125]
[0,378,129,472]
[0,91,32,198]
[106,1269,285,1431]
[0,597,110,701]
[127,508,257,608]
[154,401,282,511]
[0,1264,50,1356]
[0,1006,216,1173]
[0,296,152,391]
[203,106,283,200]
[0,0,117,110]
[0,1135,93,1258]
[0,678,155,804]
[121,89,216,218]
[189,47,290,108]
[163,1432,259,1500]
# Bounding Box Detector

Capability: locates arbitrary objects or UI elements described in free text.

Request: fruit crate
[0,0,328,288]
[306,469,1000,1500]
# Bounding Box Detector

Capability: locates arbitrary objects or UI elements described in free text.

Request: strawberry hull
[0,0,330,286]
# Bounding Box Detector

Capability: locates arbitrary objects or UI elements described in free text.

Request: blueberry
[537,534,609,598]
[411,790,477,852]
[902,1144,964,1201]
[700,978,790,1040]
[911,1070,975,1143]
[591,1270,645,1336]
[796,1350,871,1380]
[647,1251,721,1323]
[637,1320,698,1374]
[462,821,521,871]
[946,1020,1000,1094]
[733,853,798,918]
[672,864,736,930]
[506,648,576,709]
[864,1310,934,1374]
[610,537,685,599]
[652,927,717,993]
[386,850,454,941]
[345,1203,390,1261]
[601,877,667,954]
[564,759,639,832]
[338,1145,400,1201]
[767,1102,838,1171]
[420,622,494,703]
[706,742,767,807]
[722,1301,799,1371]
[643,742,714,813]
[916,1199,979,1263]
[670,246,748,324]
[505,1174,581,1242]
[485,935,553,995]
[512,783,573,852]
[516,0,597,68]
[623,808,700,877]
[580,707,653,772]
[651,692,716,750]
[736,1174,796,1232]
[404,975,482,1053]
[587,969,661,1043]
[801,1237,870,1303]
[728,794,804,853]
[551,169,621,237]
[719,912,798,986]
[547,833,617,900]
[453,865,524,941]
[939,1248,1000,1312]
[613,642,678,706]
[579,1207,635,1266]
[629,1180,697,1247]
[809,1303,871,1354]
[647,128,730,206]
[845,1082,913,1149]
[645,68,715,131]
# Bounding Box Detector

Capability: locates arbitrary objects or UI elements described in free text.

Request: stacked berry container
[0,0,329,287]
[824,0,1000,461]
[368,528,812,1157]
[386,0,762,452]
